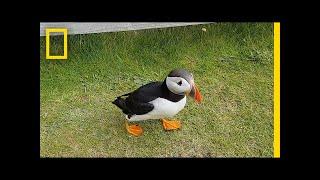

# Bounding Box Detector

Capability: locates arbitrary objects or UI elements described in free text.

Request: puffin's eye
[177,80,182,86]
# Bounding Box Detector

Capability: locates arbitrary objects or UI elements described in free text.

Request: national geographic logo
[46,28,68,60]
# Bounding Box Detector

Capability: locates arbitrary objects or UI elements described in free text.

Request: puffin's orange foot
[125,121,142,136]
[161,118,182,130]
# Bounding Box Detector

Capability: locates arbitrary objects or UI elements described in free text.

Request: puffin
[112,68,202,136]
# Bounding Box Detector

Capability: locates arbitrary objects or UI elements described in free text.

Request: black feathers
[112,81,185,118]
[112,97,130,114]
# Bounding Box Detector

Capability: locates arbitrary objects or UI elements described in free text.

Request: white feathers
[126,96,187,122]
[166,77,191,95]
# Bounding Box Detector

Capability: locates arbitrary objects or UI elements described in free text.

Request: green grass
[40,23,274,157]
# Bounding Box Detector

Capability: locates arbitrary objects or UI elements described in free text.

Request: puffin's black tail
[112,97,126,110]
[112,93,131,114]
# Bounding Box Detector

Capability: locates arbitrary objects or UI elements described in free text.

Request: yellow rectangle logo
[46,28,68,59]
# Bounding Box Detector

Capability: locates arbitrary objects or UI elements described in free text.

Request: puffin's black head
[165,68,202,103]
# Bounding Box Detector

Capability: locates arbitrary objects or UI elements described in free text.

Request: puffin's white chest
[126,96,187,122]
[150,96,187,118]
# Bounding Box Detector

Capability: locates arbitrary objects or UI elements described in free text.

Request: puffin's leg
[161,118,182,130]
[125,120,143,136]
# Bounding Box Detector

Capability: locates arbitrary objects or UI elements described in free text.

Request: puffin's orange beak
[189,83,202,103]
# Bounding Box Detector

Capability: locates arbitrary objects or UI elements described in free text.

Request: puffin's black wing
[124,99,154,117]
[113,82,165,117]
[124,82,163,116]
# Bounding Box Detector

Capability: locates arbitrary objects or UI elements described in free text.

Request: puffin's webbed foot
[125,120,142,136]
[161,118,182,130]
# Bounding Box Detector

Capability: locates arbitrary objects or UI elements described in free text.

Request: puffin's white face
[166,76,192,95]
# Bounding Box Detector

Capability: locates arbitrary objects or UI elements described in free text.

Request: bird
[112,68,202,136]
